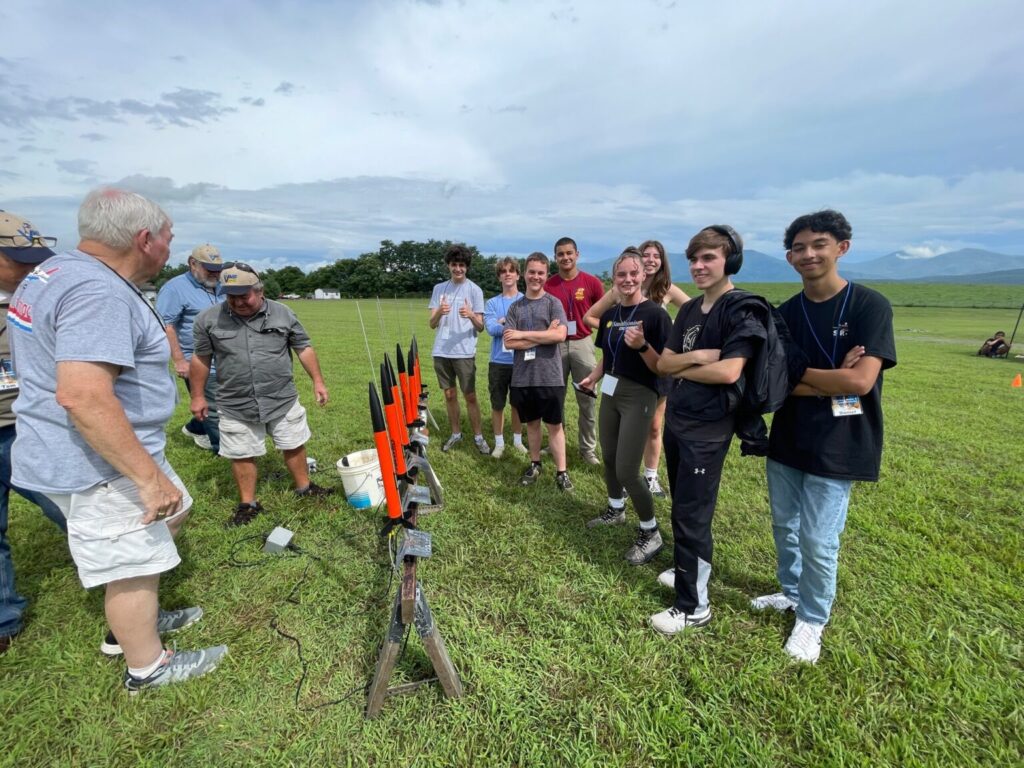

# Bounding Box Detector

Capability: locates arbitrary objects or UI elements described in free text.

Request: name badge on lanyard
[600,374,618,397]
[566,320,577,336]
[831,395,862,417]
[524,348,536,361]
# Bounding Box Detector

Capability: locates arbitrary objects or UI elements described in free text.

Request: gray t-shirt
[428,279,485,359]
[504,293,566,388]
[8,250,176,493]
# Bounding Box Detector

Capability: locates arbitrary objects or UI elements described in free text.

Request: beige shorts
[218,399,311,459]
[46,457,191,590]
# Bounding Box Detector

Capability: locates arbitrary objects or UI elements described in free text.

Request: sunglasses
[221,261,259,275]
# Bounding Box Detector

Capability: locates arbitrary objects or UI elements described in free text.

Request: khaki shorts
[218,399,312,459]
[46,457,191,589]
[433,357,477,394]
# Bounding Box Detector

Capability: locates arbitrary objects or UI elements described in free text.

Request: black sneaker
[295,482,334,498]
[624,526,663,565]
[555,471,573,491]
[228,501,264,527]
[520,462,542,486]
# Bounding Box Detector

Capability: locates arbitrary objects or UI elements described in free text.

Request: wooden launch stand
[365,417,462,718]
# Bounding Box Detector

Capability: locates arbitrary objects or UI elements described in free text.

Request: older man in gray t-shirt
[9,188,225,692]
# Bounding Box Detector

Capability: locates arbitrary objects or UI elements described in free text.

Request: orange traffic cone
[1013,374,1022,388]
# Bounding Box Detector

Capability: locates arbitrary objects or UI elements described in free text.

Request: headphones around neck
[706,224,744,275]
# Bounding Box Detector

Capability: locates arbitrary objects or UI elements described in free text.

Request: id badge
[831,395,863,417]
[501,341,510,354]
[600,374,618,397]
[524,348,536,361]
[0,360,18,392]
[566,320,577,336]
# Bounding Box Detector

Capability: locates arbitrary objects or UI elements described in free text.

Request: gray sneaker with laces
[101,606,204,657]
[624,526,663,565]
[124,645,228,693]
[586,505,626,528]
[520,462,542,485]
[474,436,491,455]
[442,433,463,452]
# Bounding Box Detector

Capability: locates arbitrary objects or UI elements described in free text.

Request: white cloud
[0,0,1020,262]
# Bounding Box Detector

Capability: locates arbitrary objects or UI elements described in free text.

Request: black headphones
[706,224,744,275]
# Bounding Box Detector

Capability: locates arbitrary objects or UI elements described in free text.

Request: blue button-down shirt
[155,271,222,358]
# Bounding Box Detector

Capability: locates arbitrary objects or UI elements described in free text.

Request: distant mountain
[581,249,795,283]
[891,268,1024,285]
[845,248,1024,281]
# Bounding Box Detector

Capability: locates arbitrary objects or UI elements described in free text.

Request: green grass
[3,286,1022,767]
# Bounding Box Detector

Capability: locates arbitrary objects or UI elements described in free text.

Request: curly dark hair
[784,210,852,250]
[444,243,473,267]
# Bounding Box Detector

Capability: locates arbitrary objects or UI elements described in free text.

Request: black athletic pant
[662,428,731,613]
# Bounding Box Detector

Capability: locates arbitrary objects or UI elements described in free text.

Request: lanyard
[96,260,166,331]
[609,302,640,374]
[558,277,577,320]
[800,282,852,368]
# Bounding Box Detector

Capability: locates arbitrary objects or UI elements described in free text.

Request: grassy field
[3,284,1022,767]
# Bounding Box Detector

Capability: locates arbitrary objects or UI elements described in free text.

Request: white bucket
[336,449,384,509]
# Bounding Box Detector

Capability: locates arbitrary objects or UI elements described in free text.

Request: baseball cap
[191,244,224,271]
[0,210,57,264]
[219,262,262,295]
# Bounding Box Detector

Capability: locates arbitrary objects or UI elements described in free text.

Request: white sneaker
[751,592,798,613]
[491,443,505,459]
[657,568,674,589]
[650,605,711,636]
[441,433,462,452]
[645,475,667,498]
[784,619,823,663]
[512,442,528,454]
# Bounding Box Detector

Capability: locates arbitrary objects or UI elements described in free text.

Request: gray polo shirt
[193,299,311,423]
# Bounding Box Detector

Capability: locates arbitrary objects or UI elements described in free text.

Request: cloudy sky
[2,0,1022,270]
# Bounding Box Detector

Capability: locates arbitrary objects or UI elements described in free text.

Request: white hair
[77,188,170,249]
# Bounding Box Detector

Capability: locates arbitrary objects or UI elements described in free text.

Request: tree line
[154,240,580,299]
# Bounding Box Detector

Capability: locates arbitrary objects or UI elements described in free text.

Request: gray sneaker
[474,436,491,455]
[646,475,667,498]
[580,451,601,466]
[124,645,228,694]
[442,434,463,452]
[555,471,573,491]
[101,606,204,657]
[624,526,663,565]
[586,505,626,528]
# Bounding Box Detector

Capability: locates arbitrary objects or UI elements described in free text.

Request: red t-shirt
[545,271,606,340]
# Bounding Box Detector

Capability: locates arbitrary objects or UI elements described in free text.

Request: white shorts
[45,457,192,590]
[218,399,312,459]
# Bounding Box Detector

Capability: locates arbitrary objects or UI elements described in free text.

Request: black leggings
[598,377,658,523]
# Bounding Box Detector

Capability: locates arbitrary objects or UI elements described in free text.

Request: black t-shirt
[664,291,758,442]
[768,282,897,481]
[594,300,672,393]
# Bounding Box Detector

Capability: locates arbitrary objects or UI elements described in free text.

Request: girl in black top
[580,249,672,565]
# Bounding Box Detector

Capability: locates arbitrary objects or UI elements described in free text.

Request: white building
[313,288,341,300]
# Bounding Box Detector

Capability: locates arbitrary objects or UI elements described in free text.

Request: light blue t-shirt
[155,270,222,358]
[8,250,176,493]
[428,279,485,359]
[484,292,523,365]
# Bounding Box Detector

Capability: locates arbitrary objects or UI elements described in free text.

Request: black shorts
[488,362,514,411]
[510,385,564,425]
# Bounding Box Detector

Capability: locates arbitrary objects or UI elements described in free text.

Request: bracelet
[638,342,650,353]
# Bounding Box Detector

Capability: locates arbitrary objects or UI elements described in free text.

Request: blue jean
[0,424,68,638]
[766,459,852,627]
[184,372,220,453]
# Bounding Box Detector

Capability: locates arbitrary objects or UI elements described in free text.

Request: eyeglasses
[0,234,57,248]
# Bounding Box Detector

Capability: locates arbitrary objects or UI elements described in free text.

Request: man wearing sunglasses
[0,211,67,655]
[191,263,332,526]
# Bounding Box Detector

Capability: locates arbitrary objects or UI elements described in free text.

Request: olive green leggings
[598,376,658,522]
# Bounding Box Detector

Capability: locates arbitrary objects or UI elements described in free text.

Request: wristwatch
[638,342,650,353]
